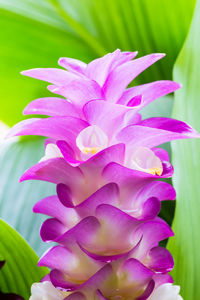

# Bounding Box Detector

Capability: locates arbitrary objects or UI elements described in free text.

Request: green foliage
[0,219,48,300]
[0,6,94,126]
[0,137,55,256]
[167,1,200,299]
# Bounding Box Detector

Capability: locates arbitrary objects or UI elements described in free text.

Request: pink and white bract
[8,49,195,299]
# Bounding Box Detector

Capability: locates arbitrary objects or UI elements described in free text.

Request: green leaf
[51,0,195,81]
[167,1,200,299]
[0,6,95,126]
[140,94,173,159]
[0,219,48,300]
[0,137,55,256]
[0,0,196,125]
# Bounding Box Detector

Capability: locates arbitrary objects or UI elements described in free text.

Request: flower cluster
[8,50,198,299]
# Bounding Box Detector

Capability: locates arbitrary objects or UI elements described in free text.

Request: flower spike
[9,49,195,299]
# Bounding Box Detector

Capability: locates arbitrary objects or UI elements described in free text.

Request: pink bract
[9,50,198,299]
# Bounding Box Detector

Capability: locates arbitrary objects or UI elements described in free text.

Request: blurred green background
[1,1,200,299]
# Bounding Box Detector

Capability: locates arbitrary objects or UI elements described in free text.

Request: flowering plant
[5,50,198,299]
[0,1,200,300]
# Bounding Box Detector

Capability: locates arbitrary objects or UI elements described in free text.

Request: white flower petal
[39,143,63,162]
[148,283,183,300]
[29,281,64,300]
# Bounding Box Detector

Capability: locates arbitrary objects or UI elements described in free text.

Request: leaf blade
[167,1,200,299]
[0,137,55,256]
[0,219,48,299]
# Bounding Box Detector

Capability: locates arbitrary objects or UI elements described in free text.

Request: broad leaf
[0,137,55,256]
[167,1,200,299]
[0,6,95,126]
[56,0,195,81]
[0,219,48,300]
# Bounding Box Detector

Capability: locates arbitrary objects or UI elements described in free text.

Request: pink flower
[8,50,194,299]
[8,50,198,177]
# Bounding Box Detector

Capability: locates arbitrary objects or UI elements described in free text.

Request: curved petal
[118,80,180,107]
[117,120,199,149]
[103,162,155,188]
[56,140,80,166]
[59,142,125,170]
[76,183,119,217]
[20,158,84,203]
[140,117,199,136]
[83,100,137,137]
[119,258,153,286]
[56,183,74,208]
[50,269,79,290]
[126,94,143,107]
[95,289,108,300]
[147,247,174,273]
[47,79,103,108]
[136,181,176,204]
[21,68,79,85]
[7,117,89,149]
[80,144,125,175]
[103,162,173,203]
[33,195,79,229]
[85,50,121,86]
[85,50,138,86]
[42,245,101,290]
[123,111,142,127]
[57,182,118,219]
[136,279,155,300]
[57,216,101,246]
[134,220,174,258]
[79,204,142,256]
[121,180,175,219]
[40,218,66,242]
[78,242,134,263]
[58,57,87,75]
[139,197,161,220]
[39,245,75,272]
[23,97,80,118]
[52,264,113,293]
[103,54,165,103]
[64,292,86,300]
[79,264,113,294]
[33,195,68,223]
[153,274,173,288]
[152,148,169,161]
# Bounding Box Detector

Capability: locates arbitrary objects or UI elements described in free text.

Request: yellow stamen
[148,167,163,176]
[82,147,91,154]
[91,147,100,154]
[82,147,100,155]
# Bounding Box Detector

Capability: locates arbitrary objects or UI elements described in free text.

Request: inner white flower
[148,283,183,300]
[29,281,65,300]
[39,143,63,162]
[76,125,109,158]
[129,146,163,176]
